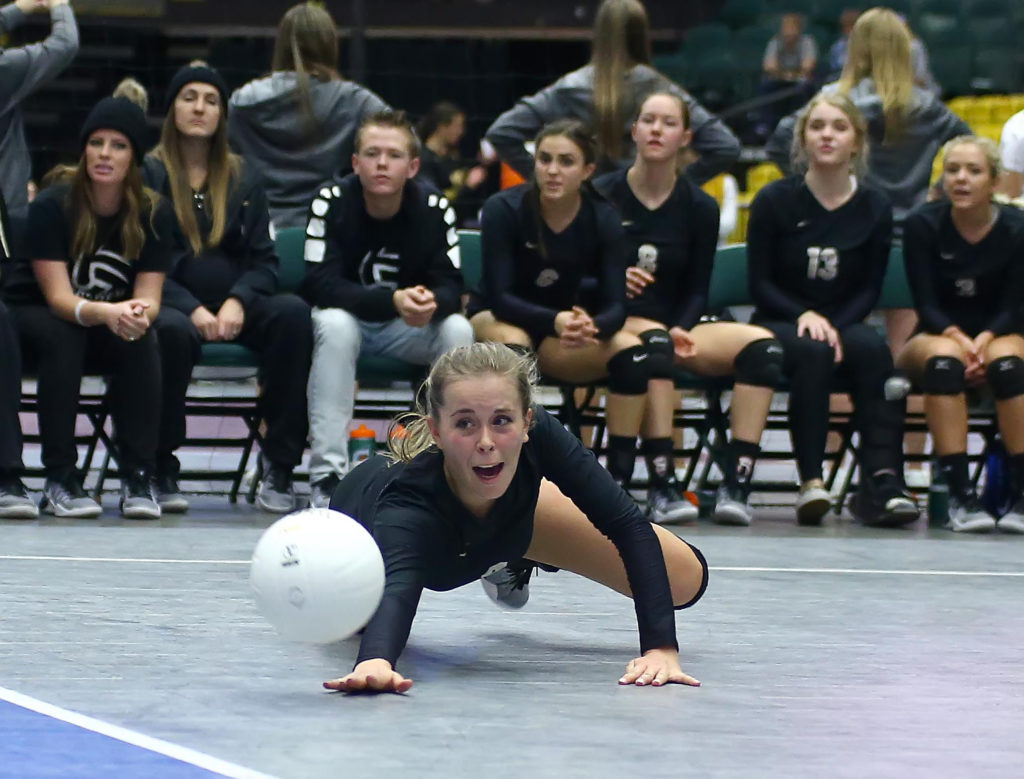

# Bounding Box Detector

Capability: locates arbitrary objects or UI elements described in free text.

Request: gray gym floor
[2,498,1022,779]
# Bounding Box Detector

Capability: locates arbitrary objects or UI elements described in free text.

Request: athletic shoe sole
[157,495,189,514]
[650,503,700,525]
[711,501,752,526]
[0,504,40,519]
[121,505,162,520]
[40,500,102,519]
[851,494,920,528]
[256,493,295,514]
[946,515,997,533]
[996,514,1024,534]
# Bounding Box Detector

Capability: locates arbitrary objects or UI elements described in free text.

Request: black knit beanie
[79,97,148,164]
[165,64,229,113]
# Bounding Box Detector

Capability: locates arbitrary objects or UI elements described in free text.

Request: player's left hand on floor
[618,648,700,687]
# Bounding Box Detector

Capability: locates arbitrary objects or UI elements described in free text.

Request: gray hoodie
[228,72,388,229]
[0,2,78,218]
[484,63,741,185]
[766,78,969,220]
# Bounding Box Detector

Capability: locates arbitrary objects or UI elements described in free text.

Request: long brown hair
[529,119,597,258]
[388,343,539,463]
[151,62,241,255]
[272,2,341,133]
[591,0,651,163]
[837,7,913,141]
[42,156,160,263]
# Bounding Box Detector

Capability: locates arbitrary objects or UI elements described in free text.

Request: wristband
[74,299,88,326]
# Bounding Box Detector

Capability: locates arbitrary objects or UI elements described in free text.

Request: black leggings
[153,293,312,474]
[758,320,905,482]
[11,304,160,479]
[0,300,25,474]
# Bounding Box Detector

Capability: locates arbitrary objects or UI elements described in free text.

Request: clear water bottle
[927,459,949,528]
[348,424,377,466]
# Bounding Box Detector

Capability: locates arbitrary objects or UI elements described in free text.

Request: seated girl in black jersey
[144,63,313,515]
[746,92,918,527]
[470,120,659,504]
[897,136,1024,535]
[322,342,708,693]
[6,95,174,519]
[595,92,783,527]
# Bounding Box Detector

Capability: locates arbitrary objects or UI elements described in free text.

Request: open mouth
[473,463,504,482]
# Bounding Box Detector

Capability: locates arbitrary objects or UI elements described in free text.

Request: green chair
[972,49,1024,94]
[707,244,751,310]
[718,0,763,29]
[456,228,482,295]
[685,22,733,52]
[877,245,914,310]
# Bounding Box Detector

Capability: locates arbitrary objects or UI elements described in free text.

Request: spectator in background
[146,64,313,515]
[997,108,1024,198]
[826,8,861,81]
[0,0,78,222]
[300,111,473,509]
[828,8,939,95]
[228,1,388,230]
[417,101,493,227]
[0,188,37,518]
[485,0,740,184]
[755,13,818,141]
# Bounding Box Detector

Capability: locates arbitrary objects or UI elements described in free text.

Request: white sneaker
[946,492,996,533]
[996,497,1024,535]
[646,484,699,524]
[796,479,831,525]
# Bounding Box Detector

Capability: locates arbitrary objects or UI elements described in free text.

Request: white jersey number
[806,246,839,281]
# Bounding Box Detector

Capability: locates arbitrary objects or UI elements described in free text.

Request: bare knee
[984,334,1024,363]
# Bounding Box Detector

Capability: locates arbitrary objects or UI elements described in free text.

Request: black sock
[641,437,675,488]
[938,453,971,496]
[606,435,637,486]
[726,438,761,487]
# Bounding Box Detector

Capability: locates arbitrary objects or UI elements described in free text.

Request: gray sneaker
[256,458,296,514]
[480,562,533,610]
[0,476,39,519]
[42,475,102,519]
[712,482,753,526]
[646,483,699,524]
[946,492,996,533]
[153,474,189,514]
[309,473,341,509]
[120,470,161,520]
[997,496,1024,535]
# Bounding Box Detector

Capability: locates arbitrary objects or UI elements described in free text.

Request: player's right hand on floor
[324,659,413,694]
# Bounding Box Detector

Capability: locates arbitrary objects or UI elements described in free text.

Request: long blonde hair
[42,157,159,263]
[591,0,651,163]
[272,2,341,134]
[837,7,913,141]
[790,92,870,177]
[151,61,241,255]
[388,343,539,463]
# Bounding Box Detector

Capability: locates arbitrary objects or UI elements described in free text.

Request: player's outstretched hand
[324,659,413,694]
[618,647,700,688]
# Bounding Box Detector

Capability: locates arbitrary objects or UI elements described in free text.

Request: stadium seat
[972,49,1024,95]
[718,0,764,29]
[684,22,733,53]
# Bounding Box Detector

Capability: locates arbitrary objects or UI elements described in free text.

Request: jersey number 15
[806,247,838,281]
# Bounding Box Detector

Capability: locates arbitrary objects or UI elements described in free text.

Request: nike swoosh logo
[632,354,648,362]
[940,252,955,260]
[621,220,634,227]
[525,241,538,249]
[796,220,810,228]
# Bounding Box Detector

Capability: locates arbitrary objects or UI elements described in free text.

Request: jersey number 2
[806,247,838,281]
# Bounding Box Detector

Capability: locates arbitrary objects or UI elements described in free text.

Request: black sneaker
[120,469,161,519]
[256,456,296,514]
[0,474,38,519]
[850,474,920,528]
[41,473,102,518]
[646,483,699,524]
[712,482,753,526]
[480,560,534,610]
[153,474,189,514]
[309,473,341,509]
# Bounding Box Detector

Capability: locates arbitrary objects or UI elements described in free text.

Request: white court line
[0,686,275,779]
[1,555,1022,577]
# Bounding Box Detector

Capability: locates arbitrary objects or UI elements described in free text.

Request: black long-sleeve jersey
[479,185,626,339]
[300,173,463,322]
[594,170,720,329]
[903,201,1024,337]
[747,176,893,328]
[143,156,278,314]
[331,406,683,669]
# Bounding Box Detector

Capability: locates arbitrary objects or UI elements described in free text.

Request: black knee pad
[986,355,1024,400]
[733,338,785,388]
[606,344,651,395]
[921,355,966,395]
[639,328,674,380]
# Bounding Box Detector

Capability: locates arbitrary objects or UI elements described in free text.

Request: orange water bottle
[348,424,377,466]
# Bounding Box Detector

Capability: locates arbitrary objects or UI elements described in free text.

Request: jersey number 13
[806,247,839,281]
